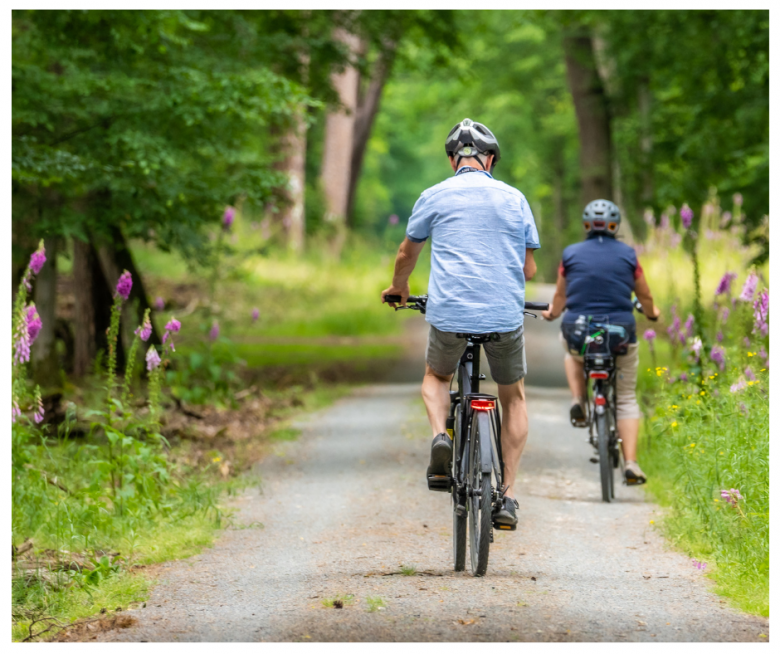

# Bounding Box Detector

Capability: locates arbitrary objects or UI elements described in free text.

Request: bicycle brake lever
[523,311,539,319]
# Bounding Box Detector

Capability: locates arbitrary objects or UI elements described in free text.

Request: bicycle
[384,294,549,576]
[568,298,657,502]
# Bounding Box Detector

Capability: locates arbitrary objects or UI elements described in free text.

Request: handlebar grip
[384,294,402,303]
[524,301,550,311]
[633,297,644,314]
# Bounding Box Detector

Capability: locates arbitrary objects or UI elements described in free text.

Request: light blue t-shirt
[406,168,540,333]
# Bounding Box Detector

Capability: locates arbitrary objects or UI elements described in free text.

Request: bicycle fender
[476,412,493,474]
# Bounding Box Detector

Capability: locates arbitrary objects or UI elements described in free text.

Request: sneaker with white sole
[624,460,647,485]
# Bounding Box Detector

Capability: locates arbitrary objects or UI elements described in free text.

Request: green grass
[321,593,355,609]
[400,564,417,576]
[634,243,769,616]
[365,595,387,612]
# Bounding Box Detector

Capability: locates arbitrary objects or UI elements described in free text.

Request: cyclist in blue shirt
[541,200,660,484]
[381,119,540,527]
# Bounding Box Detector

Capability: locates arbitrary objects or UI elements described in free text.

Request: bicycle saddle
[455,332,501,342]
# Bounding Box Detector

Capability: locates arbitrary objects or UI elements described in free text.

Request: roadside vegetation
[635,196,769,616]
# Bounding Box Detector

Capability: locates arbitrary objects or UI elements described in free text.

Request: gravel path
[101,380,768,642]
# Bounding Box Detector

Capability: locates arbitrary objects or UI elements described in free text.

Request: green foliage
[365,595,387,612]
[636,218,768,616]
[166,334,242,406]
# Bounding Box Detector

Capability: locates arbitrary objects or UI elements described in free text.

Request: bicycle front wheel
[468,411,492,576]
[596,412,613,502]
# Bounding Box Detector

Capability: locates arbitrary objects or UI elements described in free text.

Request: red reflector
[471,399,495,411]
[589,371,609,379]
[594,396,607,406]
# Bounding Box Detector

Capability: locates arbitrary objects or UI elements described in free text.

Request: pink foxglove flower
[720,488,743,506]
[223,206,236,229]
[146,346,161,371]
[29,244,47,275]
[730,378,747,393]
[680,205,694,229]
[209,320,220,342]
[643,329,656,343]
[33,393,44,424]
[753,289,768,337]
[155,296,165,311]
[12,399,21,424]
[710,345,726,371]
[739,273,758,302]
[115,270,133,300]
[165,318,181,333]
[26,304,43,344]
[251,308,260,322]
[690,336,703,361]
[135,315,152,342]
[715,272,737,297]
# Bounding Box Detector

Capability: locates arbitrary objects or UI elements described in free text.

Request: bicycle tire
[452,404,467,572]
[468,412,492,576]
[597,412,613,502]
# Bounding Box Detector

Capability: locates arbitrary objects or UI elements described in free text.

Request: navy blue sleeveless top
[560,233,642,341]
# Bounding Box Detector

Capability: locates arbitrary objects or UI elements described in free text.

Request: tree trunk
[72,239,96,377]
[563,29,613,208]
[346,43,397,225]
[273,106,308,254]
[320,28,361,256]
[93,225,162,348]
[32,236,60,385]
[637,76,654,207]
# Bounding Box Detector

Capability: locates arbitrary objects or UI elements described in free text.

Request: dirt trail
[98,300,768,642]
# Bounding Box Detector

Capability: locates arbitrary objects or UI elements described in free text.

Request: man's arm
[634,273,661,320]
[523,248,537,281]
[381,237,426,307]
[541,268,567,321]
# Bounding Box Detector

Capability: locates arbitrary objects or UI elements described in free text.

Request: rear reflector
[594,396,607,406]
[589,371,609,379]
[471,399,495,411]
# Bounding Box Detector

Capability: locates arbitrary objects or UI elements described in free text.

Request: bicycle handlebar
[633,297,658,321]
[384,294,550,312]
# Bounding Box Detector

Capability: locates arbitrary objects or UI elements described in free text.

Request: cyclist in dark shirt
[542,199,660,485]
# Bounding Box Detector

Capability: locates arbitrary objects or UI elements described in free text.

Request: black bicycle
[569,298,657,502]
[384,294,548,575]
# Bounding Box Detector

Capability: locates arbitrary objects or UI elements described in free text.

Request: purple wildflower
[659,213,670,230]
[13,315,31,366]
[680,205,694,229]
[730,378,747,393]
[223,206,236,229]
[115,270,133,300]
[155,297,165,311]
[679,372,688,382]
[720,488,743,506]
[710,345,726,371]
[209,320,220,342]
[716,331,723,342]
[388,214,400,226]
[733,193,743,207]
[251,308,260,322]
[33,394,44,424]
[643,329,656,343]
[690,336,703,361]
[691,559,707,571]
[743,337,751,347]
[715,272,737,297]
[753,289,768,337]
[26,304,42,344]
[29,244,47,275]
[146,346,161,372]
[739,273,758,302]
[12,399,21,424]
[165,318,181,333]
[135,315,152,342]
[684,314,694,338]
[744,367,756,382]
[670,233,683,249]
[720,307,730,323]
[739,402,748,415]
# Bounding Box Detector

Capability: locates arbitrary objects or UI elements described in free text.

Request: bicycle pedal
[427,474,451,492]
[493,522,517,531]
[454,503,467,517]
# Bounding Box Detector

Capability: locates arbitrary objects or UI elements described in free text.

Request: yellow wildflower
[747,352,755,357]
[671,421,678,427]
[700,390,706,396]
[212,456,221,463]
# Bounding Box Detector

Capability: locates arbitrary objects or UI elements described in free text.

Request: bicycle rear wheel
[468,411,492,576]
[596,412,613,502]
[452,404,467,572]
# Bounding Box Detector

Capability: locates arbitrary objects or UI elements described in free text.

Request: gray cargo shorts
[426,325,527,385]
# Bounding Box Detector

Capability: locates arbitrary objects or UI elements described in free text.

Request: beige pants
[560,333,641,420]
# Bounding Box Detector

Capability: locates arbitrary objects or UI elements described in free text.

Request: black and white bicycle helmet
[582,199,621,235]
[445,118,501,171]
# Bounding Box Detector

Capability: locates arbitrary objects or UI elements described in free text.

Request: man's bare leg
[421,364,452,437]
[497,379,529,499]
[618,418,640,461]
[564,354,586,402]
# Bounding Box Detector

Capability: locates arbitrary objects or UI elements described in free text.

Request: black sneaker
[570,401,587,428]
[493,496,519,527]
[428,432,453,476]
